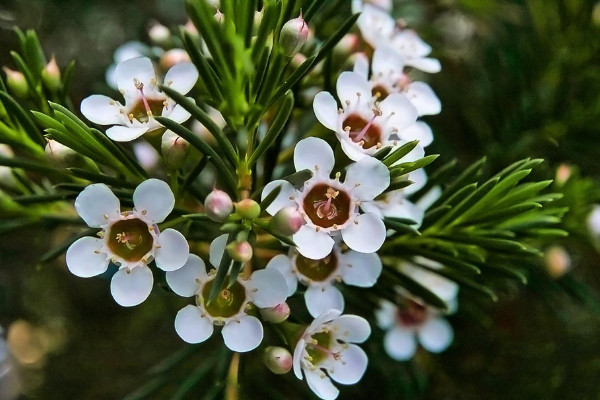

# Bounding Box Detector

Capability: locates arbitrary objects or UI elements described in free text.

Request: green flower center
[129,98,166,123]
[302,183,351,228]
[343,113,382,149]
[107,218,154,262]
[200,280,247,318]
[296,251,338,282]
[305,330,333,366]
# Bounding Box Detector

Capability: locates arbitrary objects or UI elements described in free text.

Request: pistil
[134,79,153,117]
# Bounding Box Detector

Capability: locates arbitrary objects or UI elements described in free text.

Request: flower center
[302,183,351,228]
[127,80,166,123]
[295,251,338,282]
[305,330,335,366]
[372,84,389,100]
[200,280,247,318]
[343,111,382,149]
[397,300,428,327]
[107,218,154,262]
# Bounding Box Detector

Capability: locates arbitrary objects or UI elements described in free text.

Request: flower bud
[148,22,171,46]
[226,240,253,262]
[260,302,291,324]
[0,145,17,189]
[555,164,572,186]
[333,33,360,58]
[41,56,61,92]
[545,246,571,279]
[214,9,224,23]
[183,20,199,38]
[45,139,77,166]
[160,49,191,70]
[269,207,303,236]
[205,189,234,221]
[3,67,28,98]
[279,15,309,57]
[235,199,261,219]
[161,130,190,169]
[263,346,293,375]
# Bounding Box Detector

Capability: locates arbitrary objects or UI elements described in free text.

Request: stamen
[134,78,153,116]
[352,108,382,142]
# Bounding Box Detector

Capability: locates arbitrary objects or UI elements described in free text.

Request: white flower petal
[401,262,459,303]
[357,4,395,48]
[294,137,335,177]
[417,317,453,353]
[345,157,390,201]
[305,368,340,400]
[375,300,397,330]
[80,95,123,125]
[247,269,288,308]
[392,30,432,57]
[106,125,149,142]
[372,44,404,77]
[133,179,175,223]
[155,228,189,271]
[417,186,442,211]
[110,265,154,307]
[327,344,368,385]
[336,71,371,106]
[340,251,382,288]
[405,82,441,116]
[115,57,156,99]
[352,53,370,79]
[65,237,109,278]
[398,121,434,148]
[339,138,368,162]
[384,327,417,361]
[382,200,424,227]
[305,285,344,318]
[166,254,206,297]
[588,205,600,235]
[406,57,441,74]
[164,62,198,95]
[261,180,296,215]
[359,200,384,219]
[74,183,120,228]
[114,41,148,63]
[294,226,335,260]
[266,254,298,297]
[209,234,228,267]
[331,315,371,343]
[379,93,419,133]
[222,315,263,352]
[163,103,191,124]
[404,169,428,195]
[174,305,214,343]
[341,213,386,253]
[293,338,306,379]
[313,92,339,131]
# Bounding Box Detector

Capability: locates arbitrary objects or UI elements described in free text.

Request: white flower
[376,259,458,361]
[356,4,396,51]
[351,0,392,13]
[353,45,441,118]
[390,29,441,74]
[588,205,600,236]
[105,41,153,89]
[82,57,198,142]
[266,245,382,317]
[313,71,420,161]
[293,310,371,400]
[65,179,189,307]
[261,137,390,260]
[168,236,288,352]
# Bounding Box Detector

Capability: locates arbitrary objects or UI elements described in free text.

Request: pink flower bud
[3,67,28,98]
[226,241,253,262]
[45,139,77,166]
[545,246,571,279]
[235,199,261,219]
[260,302,291,324]
[161,130,190,169]
[41,56,61,92]
[160,49,191,70]
[333,33,360,57]
[205,189,233,221]
[148,22,171,46]
[263,346,293,375]
[555,164,572,186]
[279,15,309,57]
[269,207,303,236]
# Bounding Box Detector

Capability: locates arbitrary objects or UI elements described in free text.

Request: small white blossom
[293,310,371,400]
[266,244,382,317]
[588,205,600,236]
[262,137,390,260]
[82,57,198,142]
[351,0,392,13]
[65,179,189,307]
[168,236,288,352]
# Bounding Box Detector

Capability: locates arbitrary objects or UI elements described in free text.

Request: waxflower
[313,71,420,161]
[81,57,198,142]
[266,245,382,317]
[293,309,371,400]
[65,179,189,307]
[261,137,390,260]
[376,259,458,361]
[168,236,288,352]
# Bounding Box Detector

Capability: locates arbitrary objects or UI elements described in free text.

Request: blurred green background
[1,0,600,399]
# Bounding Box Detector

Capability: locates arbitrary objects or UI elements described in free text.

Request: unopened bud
[3,67,28,98]
[45,139,77,166]
[545,246,571,279]
[270,207,303,236]
[41,56,61,92]
[279,15,309,57]
[205,189,233,221]
[555,164,572,186]
[260,302,290,324]
[263,346,293,375]
[334,33,360,57]
[226,240,253,262]
[214,9,224,23]
[0,145,16,189]
[183,20,199,38]
[160,49,191,70]
[148,22,171,46]
[161,130,190,169]
[235,199,261,219]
